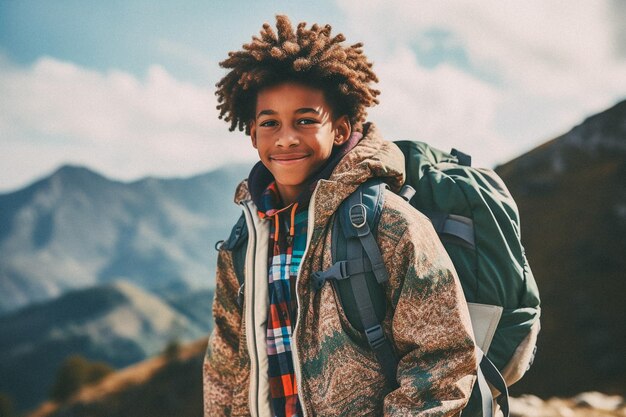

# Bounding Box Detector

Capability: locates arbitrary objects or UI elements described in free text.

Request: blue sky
[1,0,625,192]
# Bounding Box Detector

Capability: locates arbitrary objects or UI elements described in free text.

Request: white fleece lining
[243,201,272,417]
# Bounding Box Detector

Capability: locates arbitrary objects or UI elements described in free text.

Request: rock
[510,395,552,417]
[509,393,626,417]
[574,392,624,411]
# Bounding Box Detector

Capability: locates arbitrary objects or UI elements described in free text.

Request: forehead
[255,81,331,113]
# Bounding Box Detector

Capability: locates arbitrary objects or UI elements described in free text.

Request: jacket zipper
[291,189,317,417]
[241,202,261,417]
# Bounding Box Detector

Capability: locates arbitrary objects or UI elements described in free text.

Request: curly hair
[216,15,380,134]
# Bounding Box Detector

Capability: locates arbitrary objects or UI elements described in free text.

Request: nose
[275,125,299,147]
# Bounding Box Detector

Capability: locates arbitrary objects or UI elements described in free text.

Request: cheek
[312,130,335,152]
[317,137,336,159]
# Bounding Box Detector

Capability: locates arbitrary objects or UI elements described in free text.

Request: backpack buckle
[311,261,350,291]
[349,204,367,229]
[365,324,386,349]
[311,271,325,291]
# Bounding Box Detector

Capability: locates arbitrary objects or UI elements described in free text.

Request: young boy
[204,15,477,417]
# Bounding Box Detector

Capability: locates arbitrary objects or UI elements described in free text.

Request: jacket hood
[234,123,405,214]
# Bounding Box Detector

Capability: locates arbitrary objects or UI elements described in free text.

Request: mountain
[0,163,250,314]
[0,280,213,412]
[161,288,215,328]
[497,99,626,397]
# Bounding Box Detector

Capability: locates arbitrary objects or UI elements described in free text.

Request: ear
[333,115,352,146]
[249,120,258,149]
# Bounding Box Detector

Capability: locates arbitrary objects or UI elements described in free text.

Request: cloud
[368,47,504,167]
[337,0,626,165]
[2,2,625,191]
[0,56,255,191]
[154,39,220,85]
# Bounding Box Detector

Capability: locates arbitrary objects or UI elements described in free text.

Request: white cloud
[1,2,625,191]
[155,39,219,85]
[0,56,255,192]
[337,0,626,165]
[368,47,504,167]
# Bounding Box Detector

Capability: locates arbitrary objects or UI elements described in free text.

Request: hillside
[27,338,208,417]
[0,163,249,314]
[497,100,626,397]
[0,281,212,412]
[26,338,626,417]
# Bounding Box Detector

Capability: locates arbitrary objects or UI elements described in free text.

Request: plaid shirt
[258,182,307,417]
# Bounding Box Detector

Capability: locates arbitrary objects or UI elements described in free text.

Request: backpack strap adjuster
[365,324,386,349]
[349,203,368,230]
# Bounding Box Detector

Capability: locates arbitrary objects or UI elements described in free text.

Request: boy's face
[250,81,351,205]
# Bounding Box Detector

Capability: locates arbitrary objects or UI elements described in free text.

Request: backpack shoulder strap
[221,212,248,307]
[312,179,399,387]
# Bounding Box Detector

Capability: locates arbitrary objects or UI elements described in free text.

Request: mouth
[270,153,310,164]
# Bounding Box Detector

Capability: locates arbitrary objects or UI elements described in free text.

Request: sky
[1,0,625,192]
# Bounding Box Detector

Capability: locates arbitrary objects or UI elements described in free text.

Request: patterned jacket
[203,124,477,416]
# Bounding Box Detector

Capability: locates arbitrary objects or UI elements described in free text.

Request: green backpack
[222,140,541,417]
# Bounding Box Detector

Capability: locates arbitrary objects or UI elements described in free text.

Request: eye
[297,118,318,125]
[259,120,278,127]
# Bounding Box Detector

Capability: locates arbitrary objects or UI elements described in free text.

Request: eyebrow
[295,107,321,115]
[256,107,321,118]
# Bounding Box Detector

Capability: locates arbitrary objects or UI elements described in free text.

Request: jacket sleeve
[203,248,244,417]
[383,216,477,416]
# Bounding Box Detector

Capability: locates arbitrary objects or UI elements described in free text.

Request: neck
[276,183,304,207]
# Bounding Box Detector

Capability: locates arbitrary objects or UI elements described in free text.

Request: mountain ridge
[0,280,212,412]
[0,162,251,313]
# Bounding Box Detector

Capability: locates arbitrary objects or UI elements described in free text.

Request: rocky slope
[496,99,626,397]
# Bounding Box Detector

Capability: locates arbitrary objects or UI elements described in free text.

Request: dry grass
[27,338,207,417]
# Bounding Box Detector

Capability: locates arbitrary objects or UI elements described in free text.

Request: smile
[270,154,310,164]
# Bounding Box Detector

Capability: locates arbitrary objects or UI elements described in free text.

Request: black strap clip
[311,261,350,291]
[311,271,326,291]
[365,324,386,349]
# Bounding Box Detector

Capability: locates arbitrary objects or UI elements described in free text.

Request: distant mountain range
[497,99,626,397]
[0,280,213,412]
[0,163,251,314]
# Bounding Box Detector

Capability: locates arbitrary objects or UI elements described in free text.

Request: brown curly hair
[216,15,380,134]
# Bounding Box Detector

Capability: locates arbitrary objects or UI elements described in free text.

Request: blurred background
[0,1,625,416]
